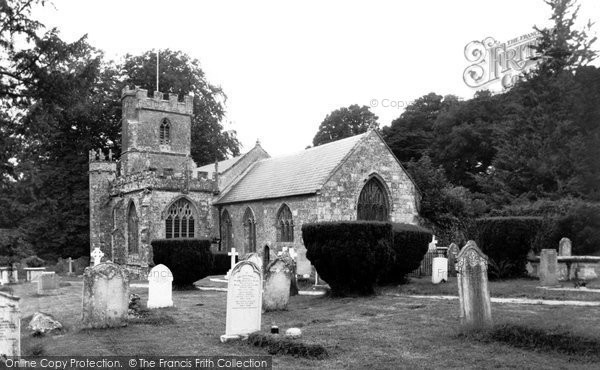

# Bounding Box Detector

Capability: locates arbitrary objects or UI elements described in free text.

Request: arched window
[276,204,294,242]
[159,118,171,145]
[220,209,233,252]
[165,198,195,239]
[243,207,256,253]
[357,177,389,221]
[127,203,139,254]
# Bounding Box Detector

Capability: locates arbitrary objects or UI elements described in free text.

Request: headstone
[263,258,292,311]
[285,327,302,338]
[295,248,312,276]
[220,261,262,342]
[81,262,129,329]
[559,238,572,257]
[37,272,58,295]
[91,247,105,266]
[147,264,173,309]
[447,243,460,277]
[456,241,492,329]
[279,252,299,296]
[244,253,263,272]
[539,249,559,287]
[432,257,448,284]
[224,248,239,279]
[428,235,438,252]
[24,267,46,282]
[0,292,20,357]
[0,267,10,285]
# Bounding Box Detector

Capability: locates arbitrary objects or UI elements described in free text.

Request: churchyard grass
[12,276,600,368]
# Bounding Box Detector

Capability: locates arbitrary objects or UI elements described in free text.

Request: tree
[121,50,240,165]
[312,104,378,146]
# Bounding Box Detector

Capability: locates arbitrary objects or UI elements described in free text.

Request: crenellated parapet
[109,170,217,196]
[89,148,118,174]
[121,86,193,116]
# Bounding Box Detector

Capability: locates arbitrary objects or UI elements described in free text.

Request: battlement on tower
[121,86,193,116]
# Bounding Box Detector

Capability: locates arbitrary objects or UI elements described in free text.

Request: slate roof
[196,156,242,177]
[216,133,367,204]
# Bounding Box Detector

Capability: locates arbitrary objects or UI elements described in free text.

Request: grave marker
[559,238,572,257]
[0,292,20,357]
[220,261,262,342]
[539,249,559,287]
[224,248,239,279]
[456,240,492,329]
[67,257,74,275]
[91,247,104,266]
[37,272,58,295]
[82,262,129,328]
[263,258,292,311]
[432,256,448,284]
[447,243,460,277]
[147,264,173,309]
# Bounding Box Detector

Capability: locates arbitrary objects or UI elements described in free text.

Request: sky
[34,0,600,157]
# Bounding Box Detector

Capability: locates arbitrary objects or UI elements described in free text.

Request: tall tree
[121,50,240,165]
[312,104,378,146]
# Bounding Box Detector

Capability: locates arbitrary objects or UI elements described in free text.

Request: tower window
[160,118,171,145]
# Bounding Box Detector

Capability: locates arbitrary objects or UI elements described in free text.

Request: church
[89,86,421,277]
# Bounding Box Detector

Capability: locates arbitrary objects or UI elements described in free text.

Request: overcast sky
[34,0,600,158]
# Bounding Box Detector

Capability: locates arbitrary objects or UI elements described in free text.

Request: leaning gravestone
[37,272,58,295]
[147,264,173,309]
[81,262,129,328]
[447,243,460,277]
[220,261,262,342]
[263,258,292,311]
[539,249,559,287]
[456,240,492,329]
[0,292,20,357]
[559,238,572,257]
[243,253,263,273]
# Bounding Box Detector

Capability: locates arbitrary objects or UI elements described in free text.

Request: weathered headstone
[447,243,460,277]
[147,264,173,309]
[37,272,58,295]
[224,248,239,279]
[0,292,20,357]
[559,237,572,257]
[263,258,292,311]
[539,249,559,287]
[220,261,262,342]
[244,253,263,272]
[432,256,448,284]
[91,247,104,266]
[456,241,492,329]
[81,262,129,328]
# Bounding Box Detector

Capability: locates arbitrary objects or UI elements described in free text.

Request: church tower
[120,87,195,175]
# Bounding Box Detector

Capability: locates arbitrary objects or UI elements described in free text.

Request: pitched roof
[216,133,367,204]
[196,156,242,176]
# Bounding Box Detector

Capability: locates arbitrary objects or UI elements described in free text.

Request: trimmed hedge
[471,217,544,278]
[302,221,393,296]
[151,239,213,286]
[379,223,432,284]
[211,252,238,275]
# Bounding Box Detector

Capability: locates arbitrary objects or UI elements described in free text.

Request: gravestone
[147,264,173,309]
[263,258,292,311]
[67,257,74,275]
[456,240,492,329]
[539,249,559,287]
[559,238,572,257]
[432,256,448,284]
[224,248,239,279]
[24,267,46,282]
[244,253,263,272]
[91,247,104,266]
[447,243,460,277]
[428,235,438,252]
[0,292,20,357]
[37,272,58,295]
[81,262,129,328]
[220,261,262,342]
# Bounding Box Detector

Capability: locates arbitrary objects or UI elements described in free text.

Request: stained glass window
[166,199,195,239]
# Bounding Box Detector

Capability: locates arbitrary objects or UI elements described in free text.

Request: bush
[302,221,393,296]
[551,204,600,256]
[379,223,432,284]
[470,217,544,278]
[22,255,45,268]
[151,239,213,286]
[211,252,237,275]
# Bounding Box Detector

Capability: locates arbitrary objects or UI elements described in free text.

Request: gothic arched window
[165,198,195,239]
[276,204,294,242]
[221,209,233,252]
[243,207,256,253]
[159,118,171,145]
[127,203,139,254]
[357,177,389,221]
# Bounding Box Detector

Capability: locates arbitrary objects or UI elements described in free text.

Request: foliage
[550,203,600,255]
[312,104,378,147]
[379,223,432,284]
[22,255,44,267]
[0,229,33,265]
[471,217,545,278]
[211,252,236,275]
[487,258,515,280]
[302,221,393,296]
[151,239,213,287]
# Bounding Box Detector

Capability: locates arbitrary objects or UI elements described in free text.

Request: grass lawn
[13,276,600,369]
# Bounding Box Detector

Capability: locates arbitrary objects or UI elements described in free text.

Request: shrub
[379,223,432,284]
[151,239,213,287]
[302,221,393,296]
[551,204,600,256]
[22,255,45,268]
[211,252,237,275]
[470,217,544,278]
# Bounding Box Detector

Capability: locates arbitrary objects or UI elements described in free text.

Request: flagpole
[156,49,160,93]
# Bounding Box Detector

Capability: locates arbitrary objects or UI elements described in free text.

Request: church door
[357,177,389,221]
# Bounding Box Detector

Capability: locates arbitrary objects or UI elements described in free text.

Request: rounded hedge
[379,223,432,285]
[151,239,213,286]
[302,221,393,296]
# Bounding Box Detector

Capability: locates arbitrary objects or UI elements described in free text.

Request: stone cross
[539,249,559,286]
[224,248,239,279]
[288,247,298,260]
[559,237,572,257]
[456,240,492,329]
[67,257,73,275]
[91,247,104,266]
